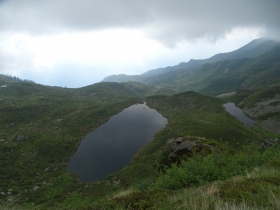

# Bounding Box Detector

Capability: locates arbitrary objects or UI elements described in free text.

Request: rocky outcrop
[242,97,280,133]
[261,138,278,148]
[166,137,213,160]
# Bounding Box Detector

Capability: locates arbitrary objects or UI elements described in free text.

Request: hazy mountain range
[1,37,280,209]
[103,38,280,95]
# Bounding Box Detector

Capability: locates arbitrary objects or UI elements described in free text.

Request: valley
[0,38,280,209]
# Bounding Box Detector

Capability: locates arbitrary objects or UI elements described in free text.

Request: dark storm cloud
[1,0,280,44]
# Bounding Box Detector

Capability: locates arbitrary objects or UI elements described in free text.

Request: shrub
[152,145,280,190]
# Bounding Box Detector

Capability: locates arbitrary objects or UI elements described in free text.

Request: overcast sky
[1,0,280,88]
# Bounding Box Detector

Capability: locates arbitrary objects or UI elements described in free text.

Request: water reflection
[67,103,168,183]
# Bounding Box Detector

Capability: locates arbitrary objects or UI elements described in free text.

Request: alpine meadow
[1,37,280,209]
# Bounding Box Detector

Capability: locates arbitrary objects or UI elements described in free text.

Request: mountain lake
[67,103,168,183]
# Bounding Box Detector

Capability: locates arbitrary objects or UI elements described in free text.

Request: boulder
[166,138,213,160]
[16,135,24,141]
[194,140,201,145]
[0,139,6,142]
[166,138,178,151]
[261,139,279,148]
[172,141,197,154]
[202,144,213,152]
[268,139,278,143]
[265,139,276,146]
[168,152,178,158]
[174,137,183,144]
[33,186,39,191]
[166,138,175,146]
[16,136,29,141]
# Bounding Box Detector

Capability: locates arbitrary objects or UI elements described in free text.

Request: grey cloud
[1,0,280,44]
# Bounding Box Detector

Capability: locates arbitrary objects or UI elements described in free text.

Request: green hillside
[103,44,280,96]
[141,38,279,77]
[1,38,280,209]
[1,79,280,209]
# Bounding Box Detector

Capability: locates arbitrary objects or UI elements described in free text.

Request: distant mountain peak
[102,38,280,84]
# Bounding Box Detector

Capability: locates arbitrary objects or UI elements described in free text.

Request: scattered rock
[16,135,29,141]
[0,192,5,196]
[261,138,278,148]
[265,139,276,146]
[17,136,23,141]
[33,186,39,191]
[168,152,178,158]
[202,144,213,151]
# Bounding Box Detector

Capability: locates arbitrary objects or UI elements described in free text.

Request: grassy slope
[0,81,161,207]
[103,45,280,96]
[1,81,280,209]
[158,45,280,95]
[53,91,279,210]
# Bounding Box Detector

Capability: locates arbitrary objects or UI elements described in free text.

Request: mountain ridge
[102,42,280,96]
[1,38,280,210]
[103,37,280,81]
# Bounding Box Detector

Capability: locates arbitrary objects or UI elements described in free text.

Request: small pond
[66,103,168,183]
[223,102,255,127]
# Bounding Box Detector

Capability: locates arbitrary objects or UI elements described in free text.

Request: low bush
[152,145,280,190]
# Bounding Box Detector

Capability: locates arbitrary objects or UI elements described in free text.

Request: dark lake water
[223,102,255,127]
[66,103,168,183]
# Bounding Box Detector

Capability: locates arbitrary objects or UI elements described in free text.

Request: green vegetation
[0,74,34,86]
[103,40,280,96]
[1,80,280,209]
[0,81,156,208]
[152,145,280,190]
[1,39,280,209]
[227,85,280,134]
